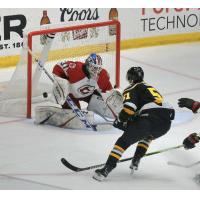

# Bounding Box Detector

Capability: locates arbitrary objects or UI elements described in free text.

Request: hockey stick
[61,144,183,172]
[167,160,200,168]
[27,48,97,131]
[65,96,97,131]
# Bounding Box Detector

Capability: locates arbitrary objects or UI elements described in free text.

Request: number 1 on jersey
[123,92,131,100]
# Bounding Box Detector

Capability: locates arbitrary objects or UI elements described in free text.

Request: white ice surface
[0,42,200,189]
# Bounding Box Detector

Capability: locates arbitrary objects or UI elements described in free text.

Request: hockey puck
[43,92,48,98]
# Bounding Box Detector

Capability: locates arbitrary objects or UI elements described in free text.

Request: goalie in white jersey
[35,53,123,129]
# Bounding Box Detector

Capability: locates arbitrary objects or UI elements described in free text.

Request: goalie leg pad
[35,106,95,129]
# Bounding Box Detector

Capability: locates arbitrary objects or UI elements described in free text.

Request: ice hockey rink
[0,42,200,190]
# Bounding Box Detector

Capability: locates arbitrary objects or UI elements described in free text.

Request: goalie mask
[126,66,144,84]
[85,53,103,80]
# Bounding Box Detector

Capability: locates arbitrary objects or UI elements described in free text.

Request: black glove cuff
[119,109,130,122]
[113,119,127,131]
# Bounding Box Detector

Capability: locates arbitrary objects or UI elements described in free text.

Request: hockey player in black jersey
[93,66,175,181]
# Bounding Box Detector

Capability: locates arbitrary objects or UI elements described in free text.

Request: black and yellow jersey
[123,82,163,111]
[120,81,174,121]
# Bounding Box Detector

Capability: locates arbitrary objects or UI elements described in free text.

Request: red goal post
[26,20,121,118]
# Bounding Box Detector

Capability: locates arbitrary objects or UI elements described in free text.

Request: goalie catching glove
[87,88,123,120]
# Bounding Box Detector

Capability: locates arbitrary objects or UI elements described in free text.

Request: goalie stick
[167,160,200,168]
[65,95,97,131]
[27,48,97,131]
[61,144,183,172]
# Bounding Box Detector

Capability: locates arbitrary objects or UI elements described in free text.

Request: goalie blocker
[35,89,123,129]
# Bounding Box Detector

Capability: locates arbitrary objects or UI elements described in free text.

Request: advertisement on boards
[1,8,200,58]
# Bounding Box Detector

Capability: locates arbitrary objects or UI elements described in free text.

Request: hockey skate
[93,165,114,181]
[130,157,140,174]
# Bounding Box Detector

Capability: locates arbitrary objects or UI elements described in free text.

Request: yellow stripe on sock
[137,143,149,150]
[114,145,125,152]
[110,152,121,160]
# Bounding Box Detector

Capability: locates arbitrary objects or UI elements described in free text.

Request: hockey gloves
[183,133,200,150]
[113,118,127,131]
[178,98,200,113]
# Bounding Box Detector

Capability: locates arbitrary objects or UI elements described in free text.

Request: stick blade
[61,158,81,172]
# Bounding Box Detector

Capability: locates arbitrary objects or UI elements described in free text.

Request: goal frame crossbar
[27,20,121,118]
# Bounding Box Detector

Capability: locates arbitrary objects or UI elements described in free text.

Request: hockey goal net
[0,20,121,118]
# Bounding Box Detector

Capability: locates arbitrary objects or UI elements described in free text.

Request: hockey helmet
[126,66,144,84]
[85,53,102,79]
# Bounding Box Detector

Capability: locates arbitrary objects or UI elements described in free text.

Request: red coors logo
[79,85,95,95]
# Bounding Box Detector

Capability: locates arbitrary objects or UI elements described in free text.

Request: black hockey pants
[119,115,172,147]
